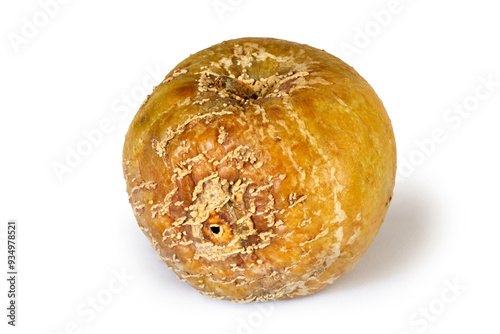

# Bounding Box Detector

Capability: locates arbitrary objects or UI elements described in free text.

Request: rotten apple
[122,37,396,302]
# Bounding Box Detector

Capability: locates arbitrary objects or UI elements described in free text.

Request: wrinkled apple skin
[123,37,396,302]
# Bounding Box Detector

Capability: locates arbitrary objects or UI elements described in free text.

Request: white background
[1,0,499,333]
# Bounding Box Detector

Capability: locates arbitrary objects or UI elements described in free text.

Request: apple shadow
[319,182,432,293]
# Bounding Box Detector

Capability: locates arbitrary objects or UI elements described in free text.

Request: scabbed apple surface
[123,37,396,302]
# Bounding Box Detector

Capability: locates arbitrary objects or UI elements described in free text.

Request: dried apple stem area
[214,76,258,100]
[195,44,315,103]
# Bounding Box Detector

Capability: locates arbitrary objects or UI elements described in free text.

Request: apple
[122,37,396,302]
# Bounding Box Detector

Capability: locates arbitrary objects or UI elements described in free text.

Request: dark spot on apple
[202,212,234,245]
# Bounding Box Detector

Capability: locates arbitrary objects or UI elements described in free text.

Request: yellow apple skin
[122,37,396,302]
